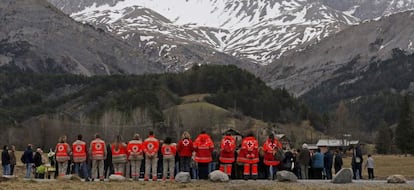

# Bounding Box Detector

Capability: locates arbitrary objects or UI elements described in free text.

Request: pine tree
[375,121,393,154]
[395,96,414,155]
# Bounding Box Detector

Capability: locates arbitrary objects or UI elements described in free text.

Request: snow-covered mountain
[50,0,356,65]
[49,0,414,66]
[323,0,414,20]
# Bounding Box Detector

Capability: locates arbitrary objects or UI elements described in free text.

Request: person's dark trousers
[198,163,209,179]
[10,164,15,175]
[353,164,362,179]
[180,156,191,172]
[368,168,374,180]
[313,168,323,179]
[104,163,114,178]
[325,167,332,179]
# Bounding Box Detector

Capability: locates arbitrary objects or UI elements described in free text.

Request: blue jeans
[191,167,198,179]
[208,162,217,173]
[2,164,10,175]
[269,165,278,179]
[74,162,89,179]
[25,163,33,178]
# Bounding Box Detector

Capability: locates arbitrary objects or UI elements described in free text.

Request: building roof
[316,139,359,147]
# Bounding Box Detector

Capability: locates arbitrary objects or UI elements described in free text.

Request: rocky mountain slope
[259,11,414,97]
[0,0,164,75]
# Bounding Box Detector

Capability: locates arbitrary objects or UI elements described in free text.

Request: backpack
[273,147,285,161]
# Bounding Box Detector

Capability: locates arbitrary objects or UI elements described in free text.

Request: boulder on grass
[387,175,407,183]
[208,170,229,182]
[276,171,297,182]
[175,172,191,183]
[109,174,126,181]
[332,168,353,184]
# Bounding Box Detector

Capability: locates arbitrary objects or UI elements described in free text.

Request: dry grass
[0,179,412,190]
[342,155,414,180]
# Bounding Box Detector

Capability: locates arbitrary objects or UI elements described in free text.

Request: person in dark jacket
[9,145,16,176]
[22,144,34,178]
[334,149,343,174]
[104,143,114,178]
[2,145,11,175]
[324,149,333,179]
[298,143,311,179]
[351,144,363,180]
[34,148,45,179]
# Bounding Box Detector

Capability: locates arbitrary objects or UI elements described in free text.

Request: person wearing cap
[298,143,311,179]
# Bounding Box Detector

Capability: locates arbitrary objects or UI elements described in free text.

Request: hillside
[0,65,312,149]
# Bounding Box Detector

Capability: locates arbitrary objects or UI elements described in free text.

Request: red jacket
[143,135,159,157]
[161,144,177,159]
[263,138,282,166]
[237,136,259,164]
[177,138,193,157]
[219,135,236,163]
[193,134,214,163]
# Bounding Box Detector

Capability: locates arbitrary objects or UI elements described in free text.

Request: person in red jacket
[127,133,144,181]
[72,134,89,180]
[55,135,71,176]
[111,135,127,176]
[263,134,282,180]
[237,132,259,180]
[177,131,193,172]
[143,131,160,181]
[193,131,214,179]
[161,137,177,181]
[219,132,236,177]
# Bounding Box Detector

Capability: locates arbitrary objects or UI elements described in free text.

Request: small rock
[332,168,353,184]
[175,172,191,183]
[276,170,297,182]
[109,174,125,181]
[208,170,229,182]
[387,175,407,183]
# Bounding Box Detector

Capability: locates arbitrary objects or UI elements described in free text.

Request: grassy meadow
[4,153,413,190]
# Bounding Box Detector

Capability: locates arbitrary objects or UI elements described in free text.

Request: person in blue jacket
[22,144,34,178]
[312,149,324,179]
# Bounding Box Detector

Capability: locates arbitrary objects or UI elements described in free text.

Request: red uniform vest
[56,143,70,162]
[72,140,87,163]
[127,140,144,160]
[219,135,236,163]
[90,138,105,160]
[193,134,214,163]
[177,138,193,157]
[143,135,159,157]
[161,144,177,159]
[263,138,282,166]
[237,136,259,164]
[112,143,127,163]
